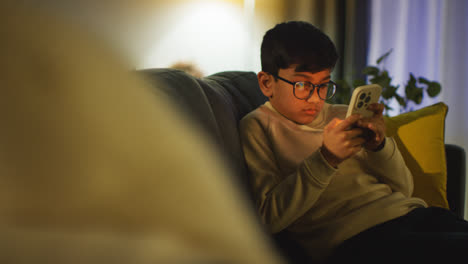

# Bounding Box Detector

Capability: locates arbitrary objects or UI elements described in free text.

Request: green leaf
[405,82,415,96]
[418,77,430,85]
[362,66,380,76]
[394,94,406,107]
[405,83,416,97]
[352,79,366,88]
[381,85,398,99]
[408,73,417,86]
[383,103,393,112]
[405,81,424,104]
[414,91,423,104]
[370,71,391,88]
[427,82,441,97]
[376,49,393,64]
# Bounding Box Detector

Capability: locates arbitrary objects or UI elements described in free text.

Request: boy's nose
[306,92,321,103]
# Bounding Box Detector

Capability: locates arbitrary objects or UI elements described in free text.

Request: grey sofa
[140,68,466,262]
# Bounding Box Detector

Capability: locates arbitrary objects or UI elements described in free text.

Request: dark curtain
[285,0,371,102]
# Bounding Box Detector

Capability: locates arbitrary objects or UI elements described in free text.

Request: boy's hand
[356,103,386,151]
[321,114,366,167]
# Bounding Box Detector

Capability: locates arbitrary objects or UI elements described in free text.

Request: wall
[32,0,286,76]
[133,0,286,75]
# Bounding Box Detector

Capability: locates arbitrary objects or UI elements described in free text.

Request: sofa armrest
[445,144,466,218]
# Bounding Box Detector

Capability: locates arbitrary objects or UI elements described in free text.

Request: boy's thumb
[325,118,343,131]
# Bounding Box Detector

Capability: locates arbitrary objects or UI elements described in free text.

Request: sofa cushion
[140,69,221,142]
[384,102,449,208]
[206,71,268,119]
[140,69,267,197]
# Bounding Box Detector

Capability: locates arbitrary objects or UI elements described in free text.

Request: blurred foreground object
[0,3,283,264]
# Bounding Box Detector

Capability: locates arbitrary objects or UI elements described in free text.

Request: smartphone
[345,84,383,118]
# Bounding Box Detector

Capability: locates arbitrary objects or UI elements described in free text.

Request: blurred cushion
[0,5,285,263]
[384,102,449,208]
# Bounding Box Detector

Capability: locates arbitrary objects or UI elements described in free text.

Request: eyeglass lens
[294,82,336,100]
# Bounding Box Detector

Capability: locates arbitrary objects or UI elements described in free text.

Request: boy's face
[258,65,331,125]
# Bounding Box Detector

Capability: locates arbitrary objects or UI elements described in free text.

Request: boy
[240,21,468,263]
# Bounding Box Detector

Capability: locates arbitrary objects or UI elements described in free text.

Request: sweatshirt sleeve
[364,137,414,197]
[239,116,337,234]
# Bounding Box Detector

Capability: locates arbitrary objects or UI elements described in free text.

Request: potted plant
[330,49,442,115]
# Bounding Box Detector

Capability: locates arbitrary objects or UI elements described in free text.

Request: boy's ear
[257,71,275,98]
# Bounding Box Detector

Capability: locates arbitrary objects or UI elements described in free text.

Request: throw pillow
[384,102,449,208]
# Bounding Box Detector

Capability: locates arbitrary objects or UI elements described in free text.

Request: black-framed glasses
[274,75,337,100]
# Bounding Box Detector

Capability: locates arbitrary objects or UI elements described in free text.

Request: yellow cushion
[384,102,449,208]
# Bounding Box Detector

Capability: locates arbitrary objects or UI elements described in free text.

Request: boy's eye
[295,82,305,90]
[295,82,312,91]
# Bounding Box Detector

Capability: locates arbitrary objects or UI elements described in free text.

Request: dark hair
[260,21,338,75]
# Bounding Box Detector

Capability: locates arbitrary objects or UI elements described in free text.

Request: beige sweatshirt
[239,102,427,262]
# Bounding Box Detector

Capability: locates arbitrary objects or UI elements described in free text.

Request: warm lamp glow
[139,0,258,75]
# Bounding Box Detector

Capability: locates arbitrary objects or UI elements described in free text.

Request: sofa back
[140,69,267,198]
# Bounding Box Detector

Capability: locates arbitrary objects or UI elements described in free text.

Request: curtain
[368,0,468,217]
[285,0,371,82]
[368,0,444,114]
